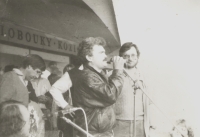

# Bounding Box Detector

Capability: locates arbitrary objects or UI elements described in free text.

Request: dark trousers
[57,114,74,137]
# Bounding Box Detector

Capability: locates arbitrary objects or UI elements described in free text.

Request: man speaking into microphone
[112,42,154,137]
[50,37,125,137]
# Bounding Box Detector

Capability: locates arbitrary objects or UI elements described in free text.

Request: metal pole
[123,70,185,137]
[61,117,94,137]
[133,91,136,137]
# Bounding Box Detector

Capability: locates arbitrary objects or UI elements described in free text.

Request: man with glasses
[113,42,154,137]
[0,54,46,107]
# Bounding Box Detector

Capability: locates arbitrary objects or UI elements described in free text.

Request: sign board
[0,21,78,55]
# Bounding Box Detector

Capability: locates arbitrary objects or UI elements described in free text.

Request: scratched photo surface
[0,0,199,137]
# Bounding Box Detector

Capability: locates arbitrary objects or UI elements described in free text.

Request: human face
[19,105,30,137]
[122,47,138,69]
[25,65,42,81]
[88,45,107,71]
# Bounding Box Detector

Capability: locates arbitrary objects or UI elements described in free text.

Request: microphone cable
[61,107,91,137]
[78,107,89,137]
[123,69,186,137]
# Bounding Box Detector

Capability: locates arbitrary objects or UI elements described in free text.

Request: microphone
[107,58,113,64]
[55,107,79,117]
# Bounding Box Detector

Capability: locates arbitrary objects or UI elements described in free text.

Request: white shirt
[41,69,51,79]
[31,78,51,108]
[49,72,72,108]
[49,65,83,108]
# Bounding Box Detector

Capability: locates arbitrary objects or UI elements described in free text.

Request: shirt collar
[13,68,24,76]
[13,68,28,86]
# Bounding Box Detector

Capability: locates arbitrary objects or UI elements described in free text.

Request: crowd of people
[0,37,194,137]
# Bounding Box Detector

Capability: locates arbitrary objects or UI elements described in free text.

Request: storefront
[0,20,78,72]
[0,0,121,72]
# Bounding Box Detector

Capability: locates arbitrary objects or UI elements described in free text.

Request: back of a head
[48,61,57,68]
[22,54,46,71]
[0,100,27,137]
[77,37,106,64]
[63,64,75,73]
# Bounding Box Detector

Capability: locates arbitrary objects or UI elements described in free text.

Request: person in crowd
[50,37,125,136]
[63,64,75,74]
[31,74,52,110]
[30,73,52,130]
[54,64,75,137]
[0,54,46,106]
[113,42,154,137]
[170,119,194,137]
[41,61,57,79]
[48,68,62,86]
[46,67,63,130]
[62,64,75,106]
[0,100,30,137]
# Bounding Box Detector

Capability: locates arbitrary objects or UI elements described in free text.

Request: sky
[113,0,200,136]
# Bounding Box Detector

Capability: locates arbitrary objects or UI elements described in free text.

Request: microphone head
[107,58,113,64]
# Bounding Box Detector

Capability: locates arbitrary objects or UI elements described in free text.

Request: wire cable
[123,69,186,137]
[77,107,89,137]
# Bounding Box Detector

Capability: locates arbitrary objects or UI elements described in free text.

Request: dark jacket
[0,71,29,107]
[68,65,124,136]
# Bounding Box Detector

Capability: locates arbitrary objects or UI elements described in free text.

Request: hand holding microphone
[108,56,125,70]
[56,105,79,117]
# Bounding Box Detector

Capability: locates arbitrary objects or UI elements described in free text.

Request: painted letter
[40,36,45,46]
[26,32,31,42]
[33,34,38,44]
[46,37,51,47]
[8,28,15,38]
[58,41,62,49]
[17,30,23,40]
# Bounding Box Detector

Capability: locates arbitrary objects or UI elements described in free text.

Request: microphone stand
[61,117,94,137]
[133,88,136,137]
[123,70,185,137]
[130,87,136,137]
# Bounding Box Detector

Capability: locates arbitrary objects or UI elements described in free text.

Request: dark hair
[119,42,140,57]
[63,64,75,73]
[77,37,106,64]
[4,65,18,73]
[22,54,46,71]
[0,100,26,137]
[48,61,57,68]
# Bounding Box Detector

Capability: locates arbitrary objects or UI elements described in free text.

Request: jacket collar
[84,64,108,82]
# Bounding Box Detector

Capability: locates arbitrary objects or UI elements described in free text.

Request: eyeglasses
[35,70,42,75]
[123,54,138,59]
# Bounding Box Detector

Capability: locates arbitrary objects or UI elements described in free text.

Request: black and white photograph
[0,0,199,137]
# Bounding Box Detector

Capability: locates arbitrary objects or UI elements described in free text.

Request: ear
[86,55,93,62]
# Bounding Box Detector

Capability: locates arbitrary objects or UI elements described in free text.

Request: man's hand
[112,56,125,70]
[38,95,48,103]
[64,105,75,118]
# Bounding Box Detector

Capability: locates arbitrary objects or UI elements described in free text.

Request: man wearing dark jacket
[50,37,125,137]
